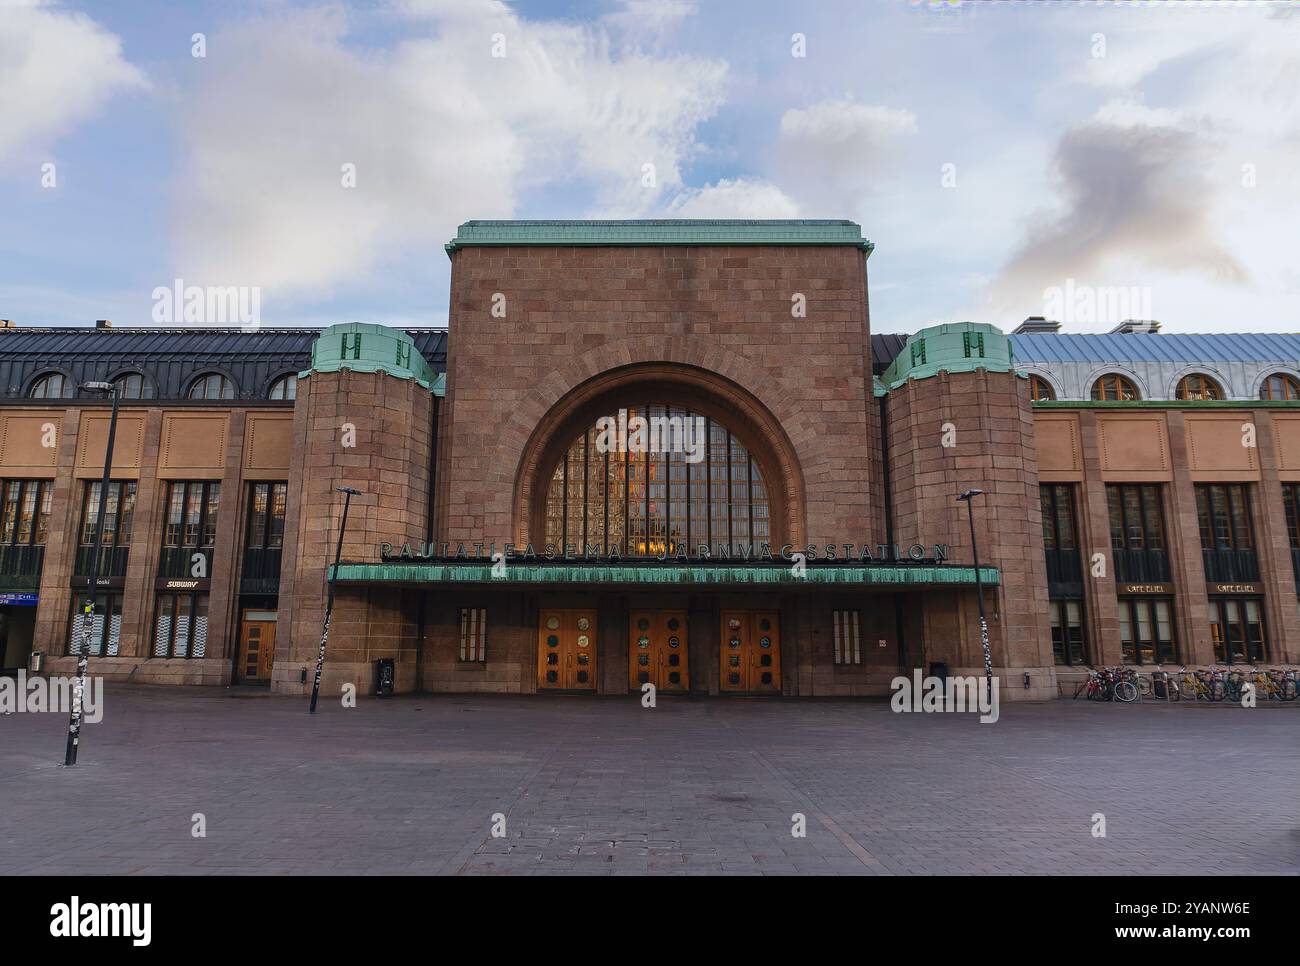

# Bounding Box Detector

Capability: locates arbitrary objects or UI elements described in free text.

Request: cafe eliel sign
[379,540,953,564]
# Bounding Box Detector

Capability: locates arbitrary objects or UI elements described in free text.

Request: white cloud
[772,99,917,212]
[666,178,799,218]
[0,0,145,165]
[170,2,727,294]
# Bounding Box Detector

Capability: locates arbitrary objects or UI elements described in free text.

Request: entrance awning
[330,562,999,588]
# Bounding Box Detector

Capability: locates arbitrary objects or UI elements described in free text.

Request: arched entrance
[514,363,805,695]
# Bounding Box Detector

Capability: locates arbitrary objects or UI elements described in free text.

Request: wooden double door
[537,608,598,691]
[628,610,689,693]
[720,610,781,693]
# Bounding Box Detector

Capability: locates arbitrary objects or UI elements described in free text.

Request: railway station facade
[1,219,1299,701]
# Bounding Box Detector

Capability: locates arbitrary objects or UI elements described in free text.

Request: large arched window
[111,372,150,399]
[1028,375,1055,401]
[188,372,235,400]
[1259,372,1300,400]
[268,373,297,400]
[543,405,770,557]
[1091,374,1140,401]
[28,372,73,399]
[1175,373,1222,400]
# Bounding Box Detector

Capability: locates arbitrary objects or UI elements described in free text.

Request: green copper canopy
[303,322,436,390]
[330,561,998,588]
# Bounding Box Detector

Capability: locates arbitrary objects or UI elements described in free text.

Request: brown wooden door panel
[237,611,278,683]
[539,608,597,691]
[720,609,780,693]
[629,610,688,692]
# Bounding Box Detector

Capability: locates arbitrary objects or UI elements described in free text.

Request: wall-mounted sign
[378,540,953,565]
[1210,583,1262,595]
[1119,583,1174,595]
[161,579,202,590]
[0,592,38,606]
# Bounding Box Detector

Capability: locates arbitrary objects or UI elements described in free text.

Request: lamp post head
[337,486,361,496]
[80,381,113,394]
[956,488,985,502]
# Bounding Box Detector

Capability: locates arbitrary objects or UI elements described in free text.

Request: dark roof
[871,333,909,376]
[0,326,447,401]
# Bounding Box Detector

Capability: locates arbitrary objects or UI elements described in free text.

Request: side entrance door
[719,610,781,694]
[537,608,598,691]
[628,610,689,693]
[236,609,278,683]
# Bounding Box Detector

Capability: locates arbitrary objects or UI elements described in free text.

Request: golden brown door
[537,608,597,691]
[628,610,689,692]
[237,610,277,682]
[720,610,781,693]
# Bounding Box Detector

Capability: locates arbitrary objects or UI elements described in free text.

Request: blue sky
[2,0,1298,333]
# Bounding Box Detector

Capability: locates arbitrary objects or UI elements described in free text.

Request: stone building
[1,220,1298,700]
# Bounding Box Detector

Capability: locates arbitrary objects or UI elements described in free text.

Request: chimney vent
[1111,319,1161,335]
[1012,316,1061,335]
[0,320,14,329]
[95,319,112,329]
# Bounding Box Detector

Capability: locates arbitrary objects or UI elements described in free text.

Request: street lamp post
[308,486,361,714]
[64,381,120,766]
[956,488,994,703]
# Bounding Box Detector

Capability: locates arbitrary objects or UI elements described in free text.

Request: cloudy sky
[2,0,1298,334]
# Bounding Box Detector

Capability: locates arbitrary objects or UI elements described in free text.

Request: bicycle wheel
[1114,680,1138,703]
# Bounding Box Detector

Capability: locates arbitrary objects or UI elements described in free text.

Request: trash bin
[374,658,395,696]
[1151,670,1168,699]
[928,661,949,682]
[29,651,43,674]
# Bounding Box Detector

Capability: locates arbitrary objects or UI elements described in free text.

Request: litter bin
[374,658,395,696]
[29,651,44,674]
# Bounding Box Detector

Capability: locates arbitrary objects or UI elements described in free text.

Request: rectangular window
[1040,484,1078,550]
[79,480,137,548]
[1284,483,1300,551]
[1209,597,1267,664]
[1049,599,1086,666]
[1106,484,1166,551]
[1195,483,1253,550]
[459,607,487,662]
[1118,597,1177,665]
[162,481,221,548]
[0,479,52,546]
[67,592,124,657]
[152,592,210,659]
[832,610,861,666]
[245,482,288,549]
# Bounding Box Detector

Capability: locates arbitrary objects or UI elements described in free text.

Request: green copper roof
[446,219,873,254]
[304,322,436,390]
[330,562,998,588]
[881,322,1019,391]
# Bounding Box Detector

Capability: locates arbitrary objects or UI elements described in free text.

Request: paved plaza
[1,685,1296,875]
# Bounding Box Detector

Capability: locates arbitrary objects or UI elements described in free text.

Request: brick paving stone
[1,685,1296,875]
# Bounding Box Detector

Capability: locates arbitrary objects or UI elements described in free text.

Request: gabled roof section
[446,219,873,254]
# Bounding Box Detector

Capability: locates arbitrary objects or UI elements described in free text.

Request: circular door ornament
[728,619,741,631]
[547,635,559,647]
[668,636,680,648]
[577,635,589,648]
[759,618,771,631]
[728,637,741,649]
[546,616,559,630]
[667,618,680,631]
[637,636,650,648]
[577,617,590,631]
[637,618,650,631]
[760,637,771,648]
